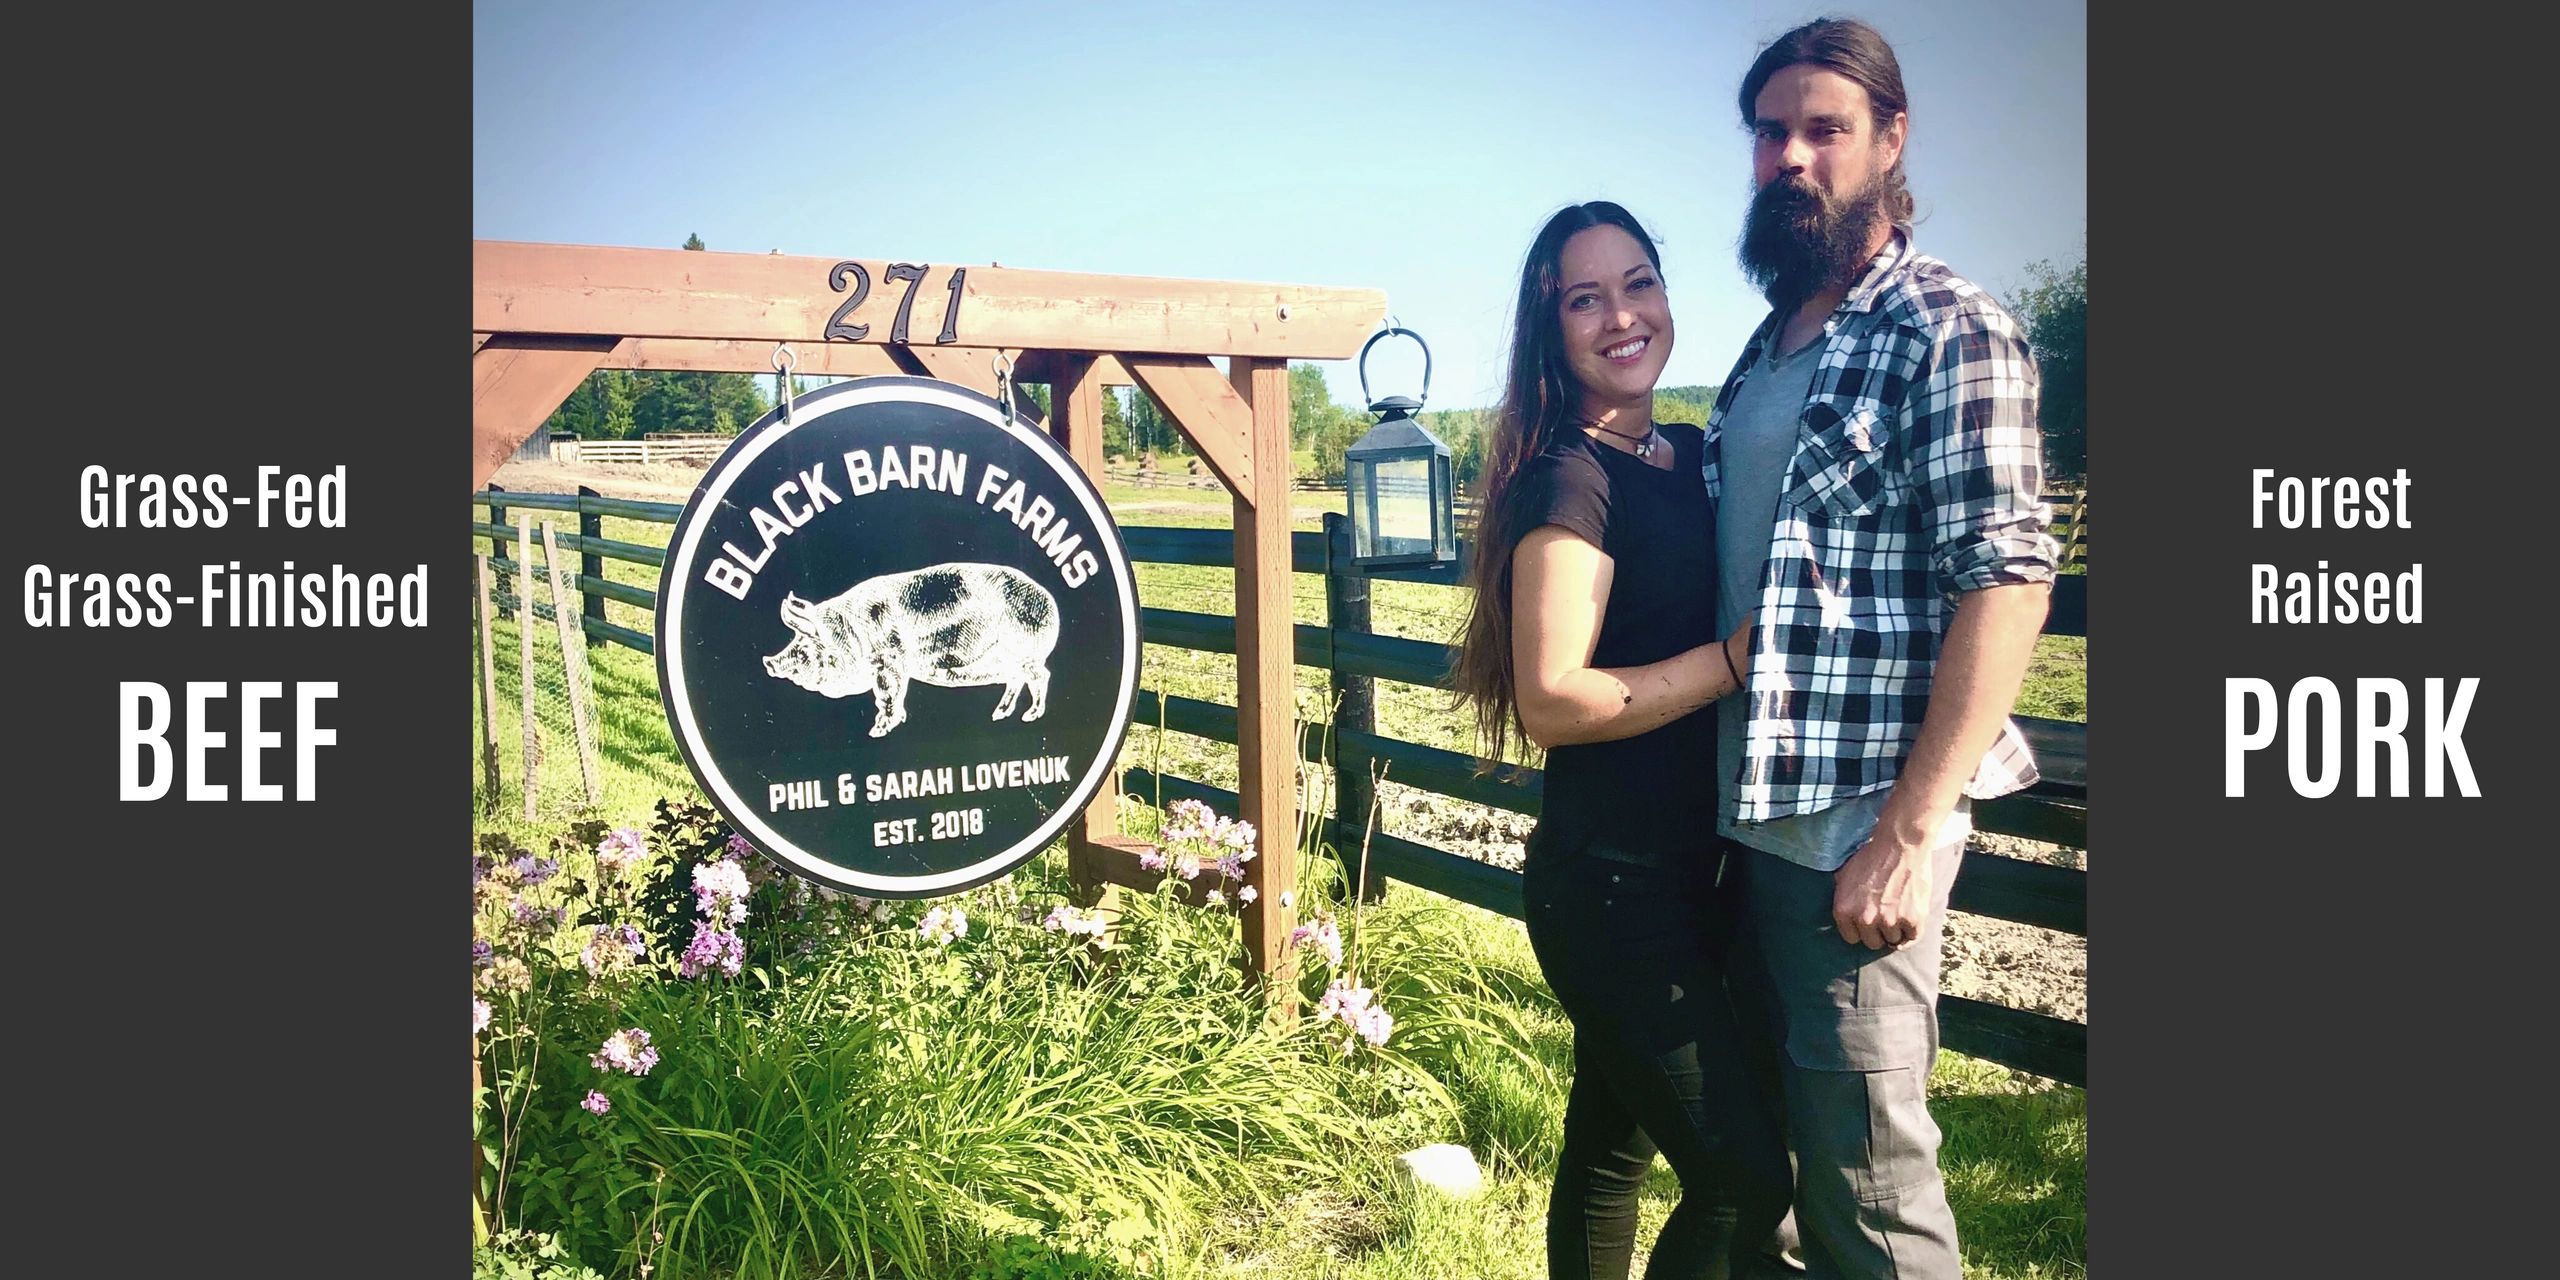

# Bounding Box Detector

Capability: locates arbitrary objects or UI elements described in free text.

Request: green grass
[2017,636,2087,723]
[470,495,2085,1280]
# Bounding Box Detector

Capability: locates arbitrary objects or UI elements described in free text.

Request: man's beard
[1739,172,1891,311]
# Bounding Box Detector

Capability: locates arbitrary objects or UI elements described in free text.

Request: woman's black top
[1512,422,1719,856]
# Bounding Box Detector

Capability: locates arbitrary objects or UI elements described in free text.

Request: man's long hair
[1450,201,1662,768]
[1738,16,1915,225]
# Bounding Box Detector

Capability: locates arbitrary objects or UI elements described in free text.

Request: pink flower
[1354,1002,1395,1047]
[594,828,647,873]
[1314,977,1394,1050]
[591,1027,660,1077]
[581,1090,611,1116]
[1238,885,1259,905]
[919,905,968,946]
[1289,916,1343,968]
[472,998,491,1035]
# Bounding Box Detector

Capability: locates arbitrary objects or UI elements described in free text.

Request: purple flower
[581,924,650,977]
[1139,847,1167,873]
[678,922,745,979]
[725,833,754,859]
[512,855,561,887]
[918,905,968,946]
[472,938,494,969]
[1289,916,1343,968]
[581,1090,612,1116]
[1042,904,1108,943]
[691,858,753,925]
[594,828,647,873]
[1314,977,1393,1050]
[591,1027,660,1076]
[1316,978,1373,1023]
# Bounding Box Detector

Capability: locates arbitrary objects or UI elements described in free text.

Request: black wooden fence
[471,490,2089,1085]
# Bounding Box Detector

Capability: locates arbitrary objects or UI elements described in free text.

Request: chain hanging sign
[657,375,1138,897]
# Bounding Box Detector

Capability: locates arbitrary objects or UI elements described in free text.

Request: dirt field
[488,457,711,505]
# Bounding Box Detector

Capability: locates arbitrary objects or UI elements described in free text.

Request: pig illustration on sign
[761,562,1060,738]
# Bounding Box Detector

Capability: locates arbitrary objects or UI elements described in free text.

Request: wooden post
[1230,357,1297,1006]
[542,522,602,809]
[1048,355,1128,926]
[1323,512,1382,902]
[487,484,511,620]
[519,522,538,822]
[475,554,501,813]
[577,486,606,627]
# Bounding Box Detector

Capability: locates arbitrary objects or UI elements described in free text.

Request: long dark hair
[1738,16,1915,224]
[1450,201,1662,767]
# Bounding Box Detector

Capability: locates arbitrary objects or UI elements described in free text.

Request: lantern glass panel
[1354,450,1438,562]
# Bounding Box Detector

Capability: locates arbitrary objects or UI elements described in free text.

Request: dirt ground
[1379,786,2086,1025]
[488,457,711,505]
[496,453,2088,1026]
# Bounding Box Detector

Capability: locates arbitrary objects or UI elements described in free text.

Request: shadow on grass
[1607,1062,2083,1280]
[1934,1073,2086,1278]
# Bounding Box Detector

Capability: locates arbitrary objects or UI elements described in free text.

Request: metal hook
[772,344,798,425]
[992,351,1017,423]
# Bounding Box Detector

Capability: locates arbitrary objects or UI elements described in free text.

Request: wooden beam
[1051,356,1124,922]
[1230,356,1296,1005]
[1126,355,1255,498]
[475,240,1386,358]
[601,336,907,377]
[472,336,615,490]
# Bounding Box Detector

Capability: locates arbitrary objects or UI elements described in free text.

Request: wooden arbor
[472,240,1388,993]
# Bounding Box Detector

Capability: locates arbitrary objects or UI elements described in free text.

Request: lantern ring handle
[1358,322,1431,412]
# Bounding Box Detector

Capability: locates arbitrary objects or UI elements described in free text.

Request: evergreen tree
[2011,254,2087,483]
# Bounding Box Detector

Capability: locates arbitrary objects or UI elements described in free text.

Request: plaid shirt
[1705,228,2058,823]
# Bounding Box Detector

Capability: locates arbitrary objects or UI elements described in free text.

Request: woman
[1452,202,1791,1280]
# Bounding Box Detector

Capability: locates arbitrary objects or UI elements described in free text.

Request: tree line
[541,238,2084,487]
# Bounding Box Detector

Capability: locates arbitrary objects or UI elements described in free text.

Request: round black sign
[657,376,1138,897]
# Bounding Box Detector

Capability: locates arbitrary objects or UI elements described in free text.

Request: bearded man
[1703,18,2060,1280]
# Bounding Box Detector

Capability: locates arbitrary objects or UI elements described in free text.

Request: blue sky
[475,0,2084,412]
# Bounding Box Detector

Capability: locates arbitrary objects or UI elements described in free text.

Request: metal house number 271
[825,261,966,345]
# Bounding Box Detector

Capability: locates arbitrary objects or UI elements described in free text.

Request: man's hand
[1831,831,1935,950]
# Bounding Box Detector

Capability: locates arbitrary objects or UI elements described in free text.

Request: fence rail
[551,439,730,467]
[470,487,2090,1085]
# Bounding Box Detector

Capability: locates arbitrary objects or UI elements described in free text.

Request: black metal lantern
[1346,325,1454,569]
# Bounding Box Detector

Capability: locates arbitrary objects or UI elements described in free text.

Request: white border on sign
[659,379,1141,895]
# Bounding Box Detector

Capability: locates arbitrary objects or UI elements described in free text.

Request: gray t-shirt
[1713,333,1968,870]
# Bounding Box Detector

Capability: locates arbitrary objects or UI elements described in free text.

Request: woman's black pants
[1523,829,1794,1280]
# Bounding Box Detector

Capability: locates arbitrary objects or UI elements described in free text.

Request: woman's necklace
[1581,418,1660,460]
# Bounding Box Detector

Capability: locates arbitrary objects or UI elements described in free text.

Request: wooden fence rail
[469,489,2090,1085]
